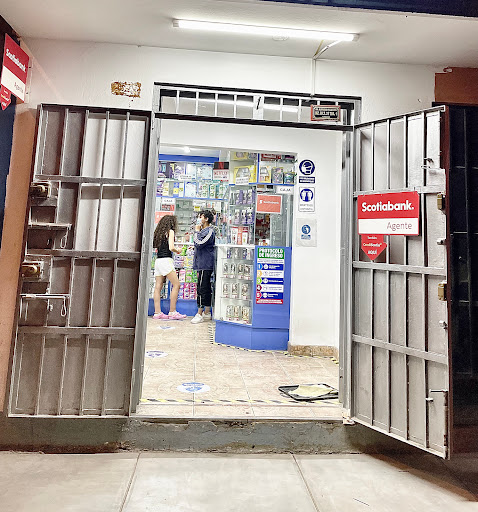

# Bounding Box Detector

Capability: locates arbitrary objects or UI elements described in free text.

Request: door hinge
[437,193,446,211]
[438,281,447,301]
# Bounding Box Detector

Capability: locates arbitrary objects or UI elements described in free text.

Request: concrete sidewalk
[0,451,477,511]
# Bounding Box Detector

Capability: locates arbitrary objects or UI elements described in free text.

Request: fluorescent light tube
[173,19,358,42]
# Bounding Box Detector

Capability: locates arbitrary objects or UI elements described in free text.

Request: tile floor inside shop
[134,317,341,419]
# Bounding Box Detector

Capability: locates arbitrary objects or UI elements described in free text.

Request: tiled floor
[1,451,477,511]
[134,317,341,419]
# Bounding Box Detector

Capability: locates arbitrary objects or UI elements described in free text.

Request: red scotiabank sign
[1,34,29,106]
[357,191,420,236]
[256,194,282,214]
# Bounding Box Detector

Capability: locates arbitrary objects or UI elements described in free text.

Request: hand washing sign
[357,191,420,236]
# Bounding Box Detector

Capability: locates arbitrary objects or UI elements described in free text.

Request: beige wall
[0,105,36,410]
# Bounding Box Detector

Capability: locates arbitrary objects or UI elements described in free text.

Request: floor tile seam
[235,349,255,416]
[119,452,140,512]
[292,454,323,512]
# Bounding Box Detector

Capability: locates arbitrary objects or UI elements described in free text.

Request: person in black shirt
[152,215,186,320]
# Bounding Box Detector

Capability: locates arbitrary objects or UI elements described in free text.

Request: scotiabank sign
[1,34,29,103]
[357,191,420,236]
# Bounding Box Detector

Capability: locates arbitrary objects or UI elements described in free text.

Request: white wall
[160,119,341,348]
[18,38,441,348]
[23,39,440,122]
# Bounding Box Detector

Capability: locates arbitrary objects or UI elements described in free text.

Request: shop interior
[134,141,341,419]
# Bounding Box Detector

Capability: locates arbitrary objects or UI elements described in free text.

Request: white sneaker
[202,313,212,321]
[191,313,204,324]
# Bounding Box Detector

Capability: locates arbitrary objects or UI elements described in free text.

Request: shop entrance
[135,120,344,419]
[9,85,472,458]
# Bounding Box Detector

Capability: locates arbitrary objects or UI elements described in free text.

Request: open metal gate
[349,107,450,457]
[8,104,155,416]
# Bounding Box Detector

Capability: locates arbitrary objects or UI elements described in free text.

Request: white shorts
[155,257,175,277]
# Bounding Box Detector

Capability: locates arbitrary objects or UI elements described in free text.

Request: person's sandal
[168,311,187,320]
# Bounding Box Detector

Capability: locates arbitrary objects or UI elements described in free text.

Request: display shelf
[157,195,227,201]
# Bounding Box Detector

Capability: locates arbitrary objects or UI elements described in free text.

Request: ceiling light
[173,19,358,42]
[183,146,191,153]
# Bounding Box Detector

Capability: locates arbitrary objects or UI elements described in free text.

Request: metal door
[349,107,450,457]
[8,104,156,416]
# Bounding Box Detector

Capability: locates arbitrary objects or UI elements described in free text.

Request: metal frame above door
[346,106,451,457]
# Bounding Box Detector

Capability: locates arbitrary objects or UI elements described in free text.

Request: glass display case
[214,244,255,325]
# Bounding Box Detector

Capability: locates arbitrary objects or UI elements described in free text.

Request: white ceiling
[2,0,478,66]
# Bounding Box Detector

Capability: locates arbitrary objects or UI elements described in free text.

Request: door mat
[278,383,339,402]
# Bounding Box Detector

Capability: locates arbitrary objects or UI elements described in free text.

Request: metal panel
[9,104,153,416]
[351,107,450,457]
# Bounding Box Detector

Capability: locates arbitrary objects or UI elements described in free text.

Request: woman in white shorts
[152,215,186,320]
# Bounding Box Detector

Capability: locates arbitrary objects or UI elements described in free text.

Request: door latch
[438,281,447,301]
[437,193,446,211]
[29,182,50,199]
[21,261,43,278]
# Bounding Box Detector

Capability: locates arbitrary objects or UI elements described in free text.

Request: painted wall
[23,39,439,122]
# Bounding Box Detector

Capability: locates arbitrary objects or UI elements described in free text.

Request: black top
[155,234,172,259]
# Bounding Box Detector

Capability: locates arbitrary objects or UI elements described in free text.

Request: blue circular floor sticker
[177,382,210,393]
[146,350,168,358]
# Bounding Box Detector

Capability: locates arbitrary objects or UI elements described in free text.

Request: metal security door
[350,107,450,457]
[8,104,155,416]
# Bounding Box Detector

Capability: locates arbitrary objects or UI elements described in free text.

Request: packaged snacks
[241,306,251,324]
[244,265,252,280]
[222,283,230,298]
[283,171,295,184]
[233,247,241,259]
[231,282,239,299]
[179,269,186,282]
[237,264,244,279]
[183,283,190,300]
[223,262,229,277]
[209,183,217,199]
[233,305,241,320]
[272,167,284,184]
[241,283,250,300]
[259,165,272,183]
[229,263,236,278]
[226,247,232,259]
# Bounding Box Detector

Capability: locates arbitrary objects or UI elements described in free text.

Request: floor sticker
[146,350,168,358]
[177,382,211,393]
[158,326,175,330]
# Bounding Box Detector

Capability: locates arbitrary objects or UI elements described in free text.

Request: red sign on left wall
[1,34,29,109]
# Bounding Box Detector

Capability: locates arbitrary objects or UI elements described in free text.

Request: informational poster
[298,186,315,213]
[298,159,316,184]
[256,247,285,304]
[295,218,317,247]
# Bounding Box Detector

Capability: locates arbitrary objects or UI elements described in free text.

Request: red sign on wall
[361,234,387,260]
[256,194,282,214]
[1,34,29,105]
[357,191,420,235]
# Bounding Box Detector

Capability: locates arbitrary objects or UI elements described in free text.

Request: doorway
[134,117,345,419]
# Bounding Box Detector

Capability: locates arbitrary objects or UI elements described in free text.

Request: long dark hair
[153,215,177,248]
